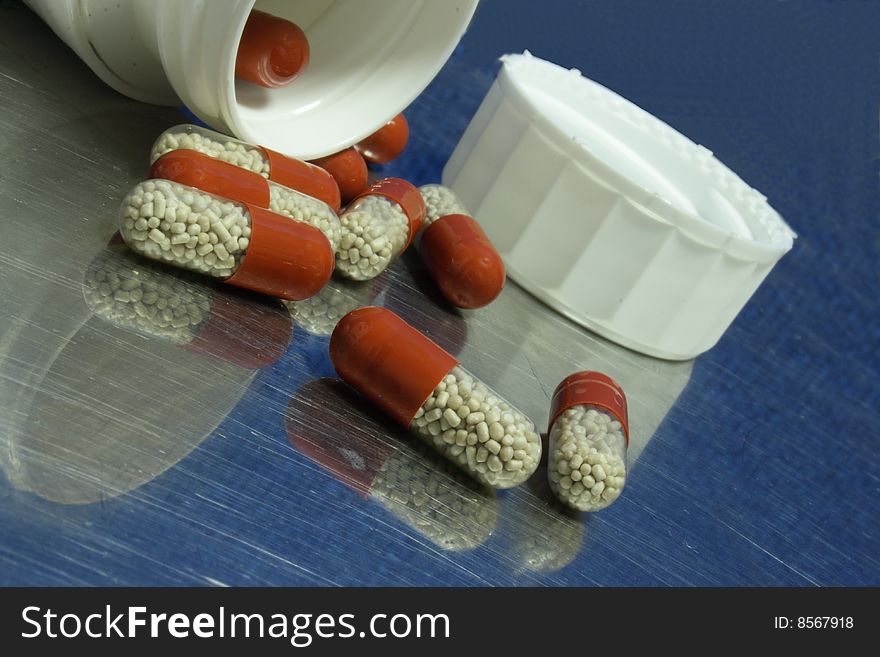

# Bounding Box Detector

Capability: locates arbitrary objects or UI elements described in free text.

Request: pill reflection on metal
[150,124,341,211]
[284,277,381,336]
[83,239,293,369]
[505,474,586,573]
[384,264,469,357]
[286,378,499,551]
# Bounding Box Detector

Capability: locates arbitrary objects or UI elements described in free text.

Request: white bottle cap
[26,0,478,159]
[443,52,795,360]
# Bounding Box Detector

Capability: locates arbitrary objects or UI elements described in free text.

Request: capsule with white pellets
[150,124,341,212]
[330,307,542,488]
[150,148,341,250]
[118,179,334,301]
[547,371,629,511]
[335,179,425,280]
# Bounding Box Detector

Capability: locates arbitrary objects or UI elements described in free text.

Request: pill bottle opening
[502,54,790,248]
[231,0,478,159]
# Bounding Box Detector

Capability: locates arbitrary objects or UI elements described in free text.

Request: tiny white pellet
[442,408,461,427]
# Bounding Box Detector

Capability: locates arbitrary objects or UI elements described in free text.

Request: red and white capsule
[418,184,506,309]
[286,378,499,550]
[330,307,542,488]
[150,148,341,250]
[119,179,333,301]
[150,124,341,212]
[547,372,629,511]
[335,178,425,280]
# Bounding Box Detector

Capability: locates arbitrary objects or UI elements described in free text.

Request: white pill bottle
[24,0,479,159]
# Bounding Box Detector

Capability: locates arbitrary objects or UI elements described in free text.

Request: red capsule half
[330,307,458,427]
[227,205,334,301]
[150,149,271,208]
[549,372,629,445]
[310,148,368,204]
[420,214,506,309]
[235,10,310,88]
[262,146,341,212]
[355,113,409,164]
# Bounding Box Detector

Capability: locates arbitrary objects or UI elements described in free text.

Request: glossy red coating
[355,113,409,164]
[549,372,629,445]
[310,148,368,205]
[262,147,341,212]
[420,213,506,309]
[149,149,270,208]
[235,10,310,88]
[329,307,458,427]
[225,205,334,301]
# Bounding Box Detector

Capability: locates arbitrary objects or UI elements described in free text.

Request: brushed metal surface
[1,1,876,585]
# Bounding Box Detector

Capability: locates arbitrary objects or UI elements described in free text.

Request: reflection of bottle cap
[183,292,292,369]
[549,371,628,444]
[285,379,398,498]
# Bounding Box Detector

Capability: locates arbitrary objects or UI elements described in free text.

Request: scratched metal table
[1,1,877,586]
